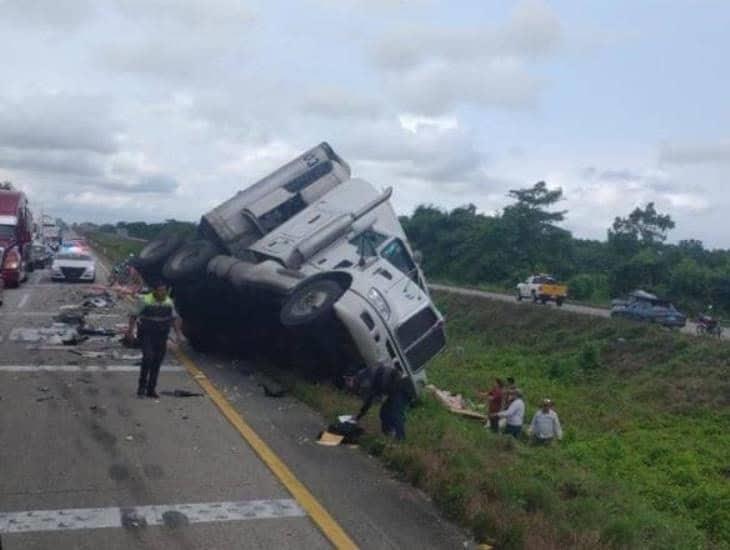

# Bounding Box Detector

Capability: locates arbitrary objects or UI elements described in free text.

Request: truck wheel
[532,291,538,303]
[556,298,564,307]
[280,279,345,326]
[516,292,523,302]
[163,240,218,283]
[136,235,184,269]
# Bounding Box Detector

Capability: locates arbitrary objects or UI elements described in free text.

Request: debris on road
[36,396,54,402]
[317,418,364,446]
[262,381,287,398]
[10,325,85,345]
[160,389,204,398]
[317,432,345,446]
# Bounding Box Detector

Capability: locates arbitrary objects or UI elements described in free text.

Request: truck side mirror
[413,250,423,264]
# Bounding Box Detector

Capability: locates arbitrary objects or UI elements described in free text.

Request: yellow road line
[173,347,358,550]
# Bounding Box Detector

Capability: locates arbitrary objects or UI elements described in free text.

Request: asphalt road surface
[430,283,727,340]
[0,251,471,549]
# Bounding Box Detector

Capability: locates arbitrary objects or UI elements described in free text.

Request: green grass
[268,291,730,549]
[84,232,729,547]
[81,231,145,263]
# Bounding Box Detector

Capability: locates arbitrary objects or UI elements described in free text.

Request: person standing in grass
[494,388,525,438]
[528,399,563,445]
[480,378,505,433]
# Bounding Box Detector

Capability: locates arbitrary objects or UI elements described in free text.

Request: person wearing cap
[494,388,525,438]
[344,363,411,441]
[127,281,183,398]
[528,399,563,445]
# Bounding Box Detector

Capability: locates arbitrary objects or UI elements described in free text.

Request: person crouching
[345,363,411,441]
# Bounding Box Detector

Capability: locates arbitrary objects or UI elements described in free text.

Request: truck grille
[405,326,446,371]
[61,267,85,280]
[397,308,438,350]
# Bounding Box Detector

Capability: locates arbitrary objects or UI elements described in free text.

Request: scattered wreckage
[135,143,446,395]
[10,288,141,360]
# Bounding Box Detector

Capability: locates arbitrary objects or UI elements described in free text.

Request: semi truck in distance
[0,183,33,288]
[136,143,446,395]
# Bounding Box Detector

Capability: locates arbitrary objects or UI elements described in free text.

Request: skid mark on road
[0,498,304,534]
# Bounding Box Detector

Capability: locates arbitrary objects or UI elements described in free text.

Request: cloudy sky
[0,0,728,246]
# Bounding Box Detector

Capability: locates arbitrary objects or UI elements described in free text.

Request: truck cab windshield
[380,238,420,285]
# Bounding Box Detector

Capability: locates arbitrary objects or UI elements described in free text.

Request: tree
[501,181,570,273]
[610,202,675,245]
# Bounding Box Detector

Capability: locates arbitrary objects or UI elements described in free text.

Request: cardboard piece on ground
[317,431,345,447]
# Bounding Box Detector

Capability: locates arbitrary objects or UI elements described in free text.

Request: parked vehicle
[29,242,53,269]
[610,290,686,328]
[51,251,96,283]
[0,183,33,288]
[135,142,445,396]
[41,215,62,250]
[517,274,568,306]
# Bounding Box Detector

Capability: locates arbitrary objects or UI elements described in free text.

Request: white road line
[0,365,184,372]
[0,498,305,534]
[17,293,30,309]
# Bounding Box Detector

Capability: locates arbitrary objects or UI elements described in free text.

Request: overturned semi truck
[136,143,445,395]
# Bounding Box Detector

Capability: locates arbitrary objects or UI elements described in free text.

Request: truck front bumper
[1,268,21,286]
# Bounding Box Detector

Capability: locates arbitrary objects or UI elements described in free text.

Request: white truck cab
[137,143,445,395]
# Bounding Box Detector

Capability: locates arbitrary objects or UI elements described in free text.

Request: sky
[0,0,728,246]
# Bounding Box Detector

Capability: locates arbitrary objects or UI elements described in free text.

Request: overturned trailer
[137,143,445,395]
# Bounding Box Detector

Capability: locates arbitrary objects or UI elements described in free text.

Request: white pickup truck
[516,274,568,306]
[135,143,446,396]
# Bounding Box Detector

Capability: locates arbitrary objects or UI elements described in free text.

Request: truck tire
[280,278,344,326]
[556,297,564,307]
[532,291,538,303]
[137,235,184,269]
[516,292,523,302]
[163,240,218,283]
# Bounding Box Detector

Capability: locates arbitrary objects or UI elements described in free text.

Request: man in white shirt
[495,388,525,438]
[529,399,563,445]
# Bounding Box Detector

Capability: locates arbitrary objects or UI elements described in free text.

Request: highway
[0,246,470,549]
[429,284,727,339]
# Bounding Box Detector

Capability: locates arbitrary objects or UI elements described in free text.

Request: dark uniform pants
[379,389,408,441]
[138,328,169,393]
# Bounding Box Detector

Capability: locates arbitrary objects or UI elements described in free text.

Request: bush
[578,343,600,370]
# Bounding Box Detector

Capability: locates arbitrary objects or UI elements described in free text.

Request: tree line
[89,220,197,241]
[400,182,730,316]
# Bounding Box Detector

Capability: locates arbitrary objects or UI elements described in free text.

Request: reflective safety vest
[138,293,174,331]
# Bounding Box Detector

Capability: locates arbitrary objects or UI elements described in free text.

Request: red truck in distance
[0,184,33,288]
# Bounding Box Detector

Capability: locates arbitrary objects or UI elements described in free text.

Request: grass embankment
[274,291,730,549]
[81,231,145,262]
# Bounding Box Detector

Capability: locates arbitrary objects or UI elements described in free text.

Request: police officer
[127,281,183,398]
[345,363,412,441]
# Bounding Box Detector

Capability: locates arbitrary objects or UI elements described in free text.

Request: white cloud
[0,93,120,154]
[660,141,730,165]
[372,0,561,113]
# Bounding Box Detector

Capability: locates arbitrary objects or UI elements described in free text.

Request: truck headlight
[367,287,391,320]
